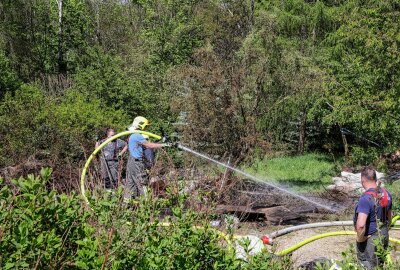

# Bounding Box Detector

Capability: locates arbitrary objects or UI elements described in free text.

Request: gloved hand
[163,142,179,148]
[117,152,125,158]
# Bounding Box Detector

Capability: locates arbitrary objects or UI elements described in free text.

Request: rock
[376,171,385,180]
[327,170,385,196]
[210,220,221,227]
[299,258,341,270]
[341,171,385,183]
[340,171,361,182]
[332,177,345,185]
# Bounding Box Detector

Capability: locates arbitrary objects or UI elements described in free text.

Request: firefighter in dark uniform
[95,128,127,191]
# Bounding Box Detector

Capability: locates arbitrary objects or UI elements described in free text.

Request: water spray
[81,131,339,211]
[177,144,339,212]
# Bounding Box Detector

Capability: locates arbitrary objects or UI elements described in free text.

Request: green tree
[320,0,400,161]
[0,50,20,98]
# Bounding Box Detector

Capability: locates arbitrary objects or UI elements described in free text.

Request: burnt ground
[214,179,356,226]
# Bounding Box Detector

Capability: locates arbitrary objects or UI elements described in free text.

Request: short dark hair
[361,166,376,182]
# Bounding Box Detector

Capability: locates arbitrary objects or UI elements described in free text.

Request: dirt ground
[237,222,400,268]
[274,226,355,267]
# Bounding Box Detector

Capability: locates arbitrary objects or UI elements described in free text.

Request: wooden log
[215,204,302,224]
[257,206,301,224]
[215,204,262,215]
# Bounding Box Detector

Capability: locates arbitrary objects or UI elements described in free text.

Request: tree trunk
[94,0,101,44]
[57,0,66,74]
[297,110,307,154]
[339,125,349,158]
[250,0,254,28]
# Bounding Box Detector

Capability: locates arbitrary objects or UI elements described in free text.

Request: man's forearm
[143,142,164,149]
[355,213,368,242]
[120,145,128,155]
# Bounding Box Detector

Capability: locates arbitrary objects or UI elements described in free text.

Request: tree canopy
[1,0,399,175]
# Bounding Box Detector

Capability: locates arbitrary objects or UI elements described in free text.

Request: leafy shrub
[0,84,128,169]
[0,50,20,99]
[350,146,380,166]
[0,168,89,268]
[0,169,294,269]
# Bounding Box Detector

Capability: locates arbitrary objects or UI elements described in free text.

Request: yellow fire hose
[276,230,400,256]
[271,215,400,268]
[391,215,400,226]
[80,130,161,205]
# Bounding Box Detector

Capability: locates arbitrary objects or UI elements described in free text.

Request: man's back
[355,188,392,235]
[128,133,146,159]
[101,138,126,160]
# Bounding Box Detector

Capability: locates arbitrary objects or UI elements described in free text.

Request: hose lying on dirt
[267,215,400,258]
[270,221,354,240]
[276,230,400,256]
[269,219,400,241]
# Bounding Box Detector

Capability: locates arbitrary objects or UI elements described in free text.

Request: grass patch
[246,153,338,192]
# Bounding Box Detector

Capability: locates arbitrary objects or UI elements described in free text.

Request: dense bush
[0,169,295,269]
[0,84,128,168]
[0,169,89,268]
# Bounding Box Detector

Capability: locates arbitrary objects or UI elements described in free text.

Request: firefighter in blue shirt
[354,166,393,269]
[124,116,174,201]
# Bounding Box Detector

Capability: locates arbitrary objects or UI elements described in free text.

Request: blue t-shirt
[128,133,147,159]
[354,188,392,235]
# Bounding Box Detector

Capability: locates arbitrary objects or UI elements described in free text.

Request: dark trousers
[100,159,118,189]
[356,225,389,269]
[125,156,148,200]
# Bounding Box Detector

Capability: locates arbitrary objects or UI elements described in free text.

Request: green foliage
[0,84,128,167]
[72,53,145,117]
[0,51,20,98]
[0,168,89,268]
[385,182,400,213]
[139,0,204,67]
[0,84,53,165]
[1,0,400,177]
[320,0,400,153]
[247,153,337,190]
[350,146,381,166]
[0,169,294,269]
[54,89,129,152]
[1,0,94,79]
